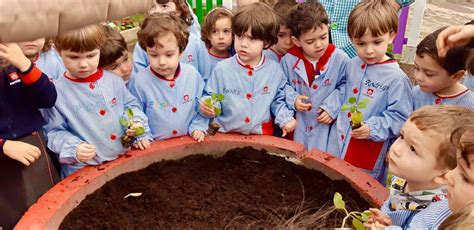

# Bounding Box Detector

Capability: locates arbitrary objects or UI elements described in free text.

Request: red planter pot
[15,133,388,229]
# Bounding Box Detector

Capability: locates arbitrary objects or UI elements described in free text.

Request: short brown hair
[151,0,193,27]
[99,25,128,68]
[54,24,106,52]
[409,105,472,170]
[137,13,189,53]
[232,2,279,48]
[273,0,297,27]
[347,0,398,39]
[417,27,471,75]
[201,7,233,49]
[450,117,474,167]
[287,1,328,39]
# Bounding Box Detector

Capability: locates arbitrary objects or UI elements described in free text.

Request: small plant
[107,14,144,31]
[333,192,371,230]
[341,97,370,130]
[119,108,145,148]
[204,93,225,136]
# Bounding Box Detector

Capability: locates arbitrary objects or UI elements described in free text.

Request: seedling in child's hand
[333,192,371,230]
[341,97,370,130]
[119,108,145,148]
[205,93,225,136]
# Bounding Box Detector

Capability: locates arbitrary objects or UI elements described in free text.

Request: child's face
[352,31,395,64]
[442,153,474,212]
[146,32,181,79]
[292,24,329,61]
[150,1,179,15]
[271,25,293,56]
[18,38,46,58]
[60,49,100,79]
[104,50,132,82]
[414,54,458,94]
[209,17,233,53]
[234,28,265,66]
[387,119,445,185]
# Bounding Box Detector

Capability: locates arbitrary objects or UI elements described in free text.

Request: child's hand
[367,208,392,226]
[191,130,206,142]
[133,139,151,150]
[294,95,312,112]
[76,143,96,163]
[199,100,216,117]
[316,108,333,124]
[3,140,41,166]
[351,123,370,139]
[282,119,297,137]
[367,221,388,230]
[0,43,32,72]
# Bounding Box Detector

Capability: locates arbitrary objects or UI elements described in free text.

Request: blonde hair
[450,116,474,167]
[409,105,472,170]
[347,0,398,39]
[54,24,106,52]
[439,201,474,229]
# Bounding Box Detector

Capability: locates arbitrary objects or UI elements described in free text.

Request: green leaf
[352,218,364,230]
[333,192,345,210]
[363,210,372,217]
[135,126,145,136]
[348,97,357,104]
[127,108,134,119]
[119,118,129,127]
[215,93,225,102]
[349,106,356,114]
[214,107,222,117]
[341,104,350,111]
[204,98,213,108]
[358,101,367,109]
[361,98,370,104]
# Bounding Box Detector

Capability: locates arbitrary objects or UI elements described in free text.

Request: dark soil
[60,147,370,229]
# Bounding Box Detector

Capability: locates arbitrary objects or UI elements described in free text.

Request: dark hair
[232,2,279,48]
[201,7,233,49]
[42,38,53,52]
[287,1,328,39]
[99,25,128,67]
[417,27,471,75]
[273,0,297,27]
[347,0,398,39]
[150,0,193,27]
[137,13,189,52]
[54,24,106,52]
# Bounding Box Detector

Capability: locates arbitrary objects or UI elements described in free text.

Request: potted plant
[341,97,370,130]
[204,93,225,136]
[119,108,145,148]
[334,192,372,230]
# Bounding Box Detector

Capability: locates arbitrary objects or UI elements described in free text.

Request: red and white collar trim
[64,68,103,82]
[236,55,265,70]
[150,64,181,82]
[434,88,470,99]
[208,49,230,59]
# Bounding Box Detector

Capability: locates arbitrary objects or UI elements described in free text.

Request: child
[367,105,471,229]
[413,27,474,110]
[99,25,132,83]
[281,1,349,151]
[0,43,59,229]
[129,14,208,142]
[198,7,233,83]
[149,0,201,38]
[45,24,152,177]
[17,38,65,80]
[263,0,296,62]
[131,0,205,78]
[326,0,413,182]
[199,2,296,136]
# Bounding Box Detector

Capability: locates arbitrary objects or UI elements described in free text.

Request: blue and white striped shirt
[413,85,474,110]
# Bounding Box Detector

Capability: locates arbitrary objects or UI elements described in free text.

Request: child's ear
[291,36,301,48]
[451,70,466,82]
[433,171,448,185]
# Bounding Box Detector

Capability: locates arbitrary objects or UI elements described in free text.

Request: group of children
[1,0,474,228]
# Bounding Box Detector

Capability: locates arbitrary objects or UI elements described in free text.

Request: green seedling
[341,97,370,130]
[204,93,225,136]
[333,192,371,230]
[119,108,145,148]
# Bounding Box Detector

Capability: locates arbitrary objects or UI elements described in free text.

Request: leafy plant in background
[341,97,370,130]
[108,14,144,31]
[205,93,225,136]
[333,192,371,230]
[119,108,145,148]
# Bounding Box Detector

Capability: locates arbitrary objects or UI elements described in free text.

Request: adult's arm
[0,0,153,42]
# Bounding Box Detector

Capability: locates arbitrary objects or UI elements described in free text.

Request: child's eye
[410,146,417,154]
[149,54,158,58]
[87,54,95,58]
[224,29,231,34]
[356,43,364,46]
[211,29,218,34]
[374,41,382,45]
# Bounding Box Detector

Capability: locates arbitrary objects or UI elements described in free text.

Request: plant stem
[340,208,350,228]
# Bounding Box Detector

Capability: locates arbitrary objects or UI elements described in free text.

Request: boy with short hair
[46,24,152,177]
[327,0,413,182]
[263,0,297,62]
[99,25,132,83]
[199,2,296,136]
[281,1,349,151]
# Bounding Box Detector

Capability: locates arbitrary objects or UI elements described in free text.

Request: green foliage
[121,108,144,136]
[108,14,144,31]
[333,192,371,230]
[341,97,370,126]
[205,93,225,117]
